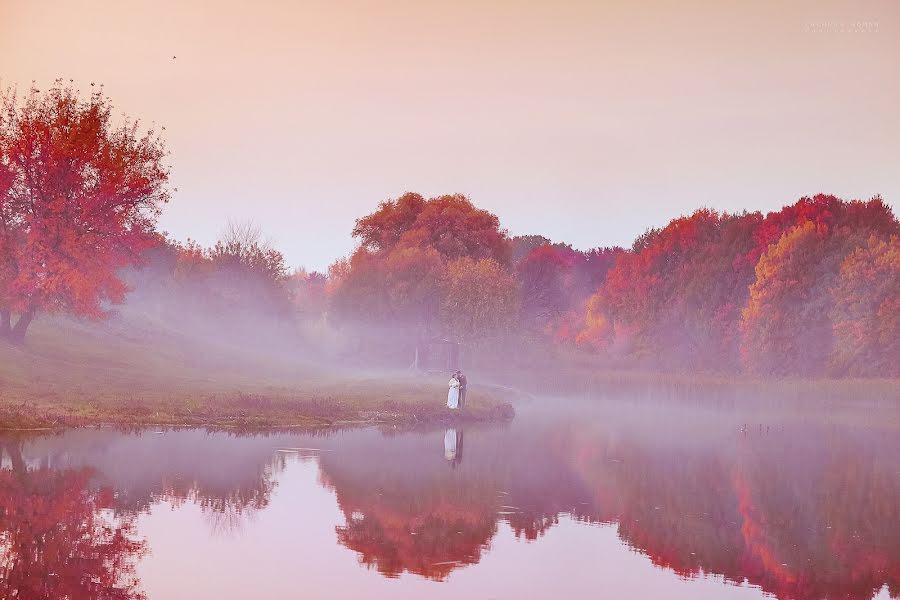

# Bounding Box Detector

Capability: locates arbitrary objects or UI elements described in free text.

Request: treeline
[321,191,898,378]
[577,196,899,377]
[1,83,897,378]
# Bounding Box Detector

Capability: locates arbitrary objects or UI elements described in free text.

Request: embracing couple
[447,370,468,410]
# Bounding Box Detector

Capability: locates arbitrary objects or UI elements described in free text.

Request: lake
[1,390,897,599]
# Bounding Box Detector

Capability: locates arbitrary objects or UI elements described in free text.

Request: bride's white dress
[447,378,460,409]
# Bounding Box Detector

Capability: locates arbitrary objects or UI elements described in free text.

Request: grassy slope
[0,315,513,429]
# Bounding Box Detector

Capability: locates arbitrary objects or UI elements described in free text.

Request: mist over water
[2,388,897,599]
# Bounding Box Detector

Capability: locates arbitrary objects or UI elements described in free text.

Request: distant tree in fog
[286,268,328,319]
[210,220,286,282]
[0,81,169,342]
[331,193,513,347]
[352,192,510,265]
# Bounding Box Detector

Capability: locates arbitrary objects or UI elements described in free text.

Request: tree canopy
[0,81,169,341]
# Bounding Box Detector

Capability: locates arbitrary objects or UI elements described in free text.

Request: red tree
[352,192,510,266]
[0,81,170,342]
[581,195,898,375]
[331,193,512,345]
[740,197,898,376]
[0,443,147,599]
[583,209,762,370]
[516,244,574,328]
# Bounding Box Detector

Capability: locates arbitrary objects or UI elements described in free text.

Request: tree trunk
[0,309,10,338]
[1,441,26,475]
[10,309,35,344]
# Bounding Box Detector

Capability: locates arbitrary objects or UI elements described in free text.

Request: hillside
[0,314,513,429]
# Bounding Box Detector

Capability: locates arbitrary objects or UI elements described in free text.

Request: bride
[447,372,460,409]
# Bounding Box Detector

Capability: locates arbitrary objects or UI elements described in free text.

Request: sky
[2,0,898,271]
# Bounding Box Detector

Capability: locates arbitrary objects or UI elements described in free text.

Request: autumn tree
[440,257,519,343]
[352,192,510,266]
[583,209,762,369]
[513,240,621,342]
[286,268,328,320]
[207,220,290,316]
[740,222,834,376]
[510,234,554,264]
[580,195,898,374]
[0,81,169,342]
[830,235,900,377]
[210,221,287,284]
[0,154,17,336]
[516,244,573,328]
[331,193,513,352]
[740,197,898,376]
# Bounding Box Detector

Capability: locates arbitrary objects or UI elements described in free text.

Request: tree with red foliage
[512,237,620,340]
[740,197,898,376]
[581,195,898,375]
[0,81,169,342]
[740,222,835,376]
[749,195,897,263]
[0,160,17,337]
[353,192,510,266]
[331,193,513,351]
[510,234,554,264]
[830,235,900,377]
[584,209,762,369]
[516,243,574,328]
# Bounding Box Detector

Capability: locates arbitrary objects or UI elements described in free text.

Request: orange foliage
[353,192,509,265]
[440,257,519,343]
[831,235,900,376]
[578,195,899,376]
[583,208,762,369]
[331,193,516,342]
[740,222,833,376]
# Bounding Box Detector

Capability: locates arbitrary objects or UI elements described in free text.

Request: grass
[482,343,900,404]
[0,315,514,430]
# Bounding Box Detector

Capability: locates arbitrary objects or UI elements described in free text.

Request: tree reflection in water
[0,405,897,600]
[0,439,146,600]
[325,428,497,580]
[315,415,899,599]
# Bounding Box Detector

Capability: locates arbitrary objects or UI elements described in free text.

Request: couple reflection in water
[443,428,464,468]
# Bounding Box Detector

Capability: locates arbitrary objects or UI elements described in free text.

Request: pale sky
[2,0,898,270]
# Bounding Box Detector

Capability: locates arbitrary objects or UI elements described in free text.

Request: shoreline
[0,389,517,432]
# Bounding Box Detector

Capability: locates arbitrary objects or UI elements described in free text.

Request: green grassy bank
[0,316,514,430]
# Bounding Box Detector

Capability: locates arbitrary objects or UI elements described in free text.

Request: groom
[458,371,468,408]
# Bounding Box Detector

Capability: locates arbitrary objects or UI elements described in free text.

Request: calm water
[1,393,898,599]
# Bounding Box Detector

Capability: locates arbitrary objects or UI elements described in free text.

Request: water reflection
[444,429,463,468]
[1,398,898,599]
[326,427,495,580]
[0,436,146,600]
